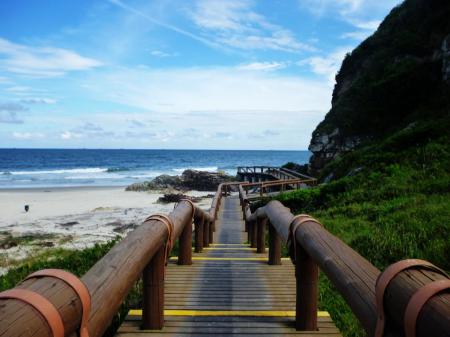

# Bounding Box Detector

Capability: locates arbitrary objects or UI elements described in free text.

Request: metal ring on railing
[145,214,175,265]
[374,259,449,337]
[287,215,322,264]
[404,279,450,337]
[0,288,65,337]
[180,198,196,221]
[25,269,91,337]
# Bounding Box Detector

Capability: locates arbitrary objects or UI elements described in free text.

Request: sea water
[0,149,310,189]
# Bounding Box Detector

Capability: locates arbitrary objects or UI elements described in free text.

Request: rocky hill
[309,0,450,176]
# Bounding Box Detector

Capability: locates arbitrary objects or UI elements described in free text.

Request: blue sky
[0,0,401,150]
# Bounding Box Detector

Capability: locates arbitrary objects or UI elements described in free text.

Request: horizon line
[0,147,310,152]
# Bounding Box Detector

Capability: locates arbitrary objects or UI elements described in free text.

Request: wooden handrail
[238,186,450,336]
[240,178,314,188]
[0,184,226,337]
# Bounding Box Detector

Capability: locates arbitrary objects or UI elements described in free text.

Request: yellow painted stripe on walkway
[210,243,250,246]
[170,257,291,261]
[203,247,256,250]
[129,309,330,317]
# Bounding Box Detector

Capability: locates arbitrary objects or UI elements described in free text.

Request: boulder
[180,170,234,191]
[157,193,209,204]
[126,170,235,192]
[125,174,183,191]
[308,128,366,175]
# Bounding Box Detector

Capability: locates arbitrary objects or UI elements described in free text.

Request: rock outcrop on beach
[308,0,450,176]
[157,193,213,204]
[126,169,235,192]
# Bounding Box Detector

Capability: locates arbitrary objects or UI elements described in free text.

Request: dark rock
[113,223,138,233]
[0,241,17,249]
[126,170,235,192]
[36,241,54,247]
[59,221,79,227]
[157,193,208,204]
[308,128,367,175]
[180,170,234,191]
[126,174,183,191]
[105,221,124,227]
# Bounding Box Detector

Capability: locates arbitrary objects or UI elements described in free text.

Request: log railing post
[268,222,281,265]
[256,217,267,254]
[142,244,166,330]
[178,218,192,265]
[209,220,214,244]
[203,219,210,247]
[250,220,257,248]
[295,244,318,331]
[194,214,204,253]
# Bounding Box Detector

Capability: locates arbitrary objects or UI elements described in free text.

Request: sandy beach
[0,186,213,272]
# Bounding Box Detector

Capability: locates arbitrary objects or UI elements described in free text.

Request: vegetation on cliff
[262,1,450,335]
[264,117,450,337]
[309,0,450,173]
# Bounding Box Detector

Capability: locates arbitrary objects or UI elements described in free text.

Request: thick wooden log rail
[1,177,449,337]
[0,186,222,337]
[238,186,450,337]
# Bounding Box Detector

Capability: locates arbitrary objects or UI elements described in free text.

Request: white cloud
[351,19,382,30]
[188,0,313,52]
[12,132,45,139]
[20,98,56,104]
[341,19,382,40]
[0,38,102,77]
[60,131,82,140]
[6,86,32,92]
[237,62,286,71]
[341,31,373,40]
[299,47,352,84]
[76,65,331,149]
[300,0,400,41]
[299,0,399,17]
[108,0,222,50]
[149,50,173,58]
[84,66,331,115]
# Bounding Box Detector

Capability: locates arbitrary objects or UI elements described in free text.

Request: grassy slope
[263,118,450,337]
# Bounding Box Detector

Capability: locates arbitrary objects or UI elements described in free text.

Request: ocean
[0,149,310,189]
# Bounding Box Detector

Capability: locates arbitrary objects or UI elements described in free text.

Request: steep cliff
[309,0,450,176]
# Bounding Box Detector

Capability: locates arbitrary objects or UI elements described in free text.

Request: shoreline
[0,186,214,273]
[0,185,126,193]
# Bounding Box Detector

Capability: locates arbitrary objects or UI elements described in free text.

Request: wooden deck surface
[116,195,341,337]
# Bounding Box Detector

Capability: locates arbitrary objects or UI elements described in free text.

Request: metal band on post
[145,214,175,264]
[180,198,196,222]
[287,214,322,264]
[25,269,91,337]
[0,288,65,337]
[374,259,449,337]
[404,280,450,337]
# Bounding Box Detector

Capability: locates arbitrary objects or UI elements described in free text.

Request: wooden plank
[116,196,341,337]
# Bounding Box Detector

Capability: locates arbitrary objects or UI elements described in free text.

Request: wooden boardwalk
[116,195,341,336]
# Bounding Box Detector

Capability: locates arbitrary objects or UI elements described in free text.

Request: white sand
[0,187,213,271]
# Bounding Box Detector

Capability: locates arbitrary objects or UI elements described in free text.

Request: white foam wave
[172,166,218,173]
[4,168,108,175]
